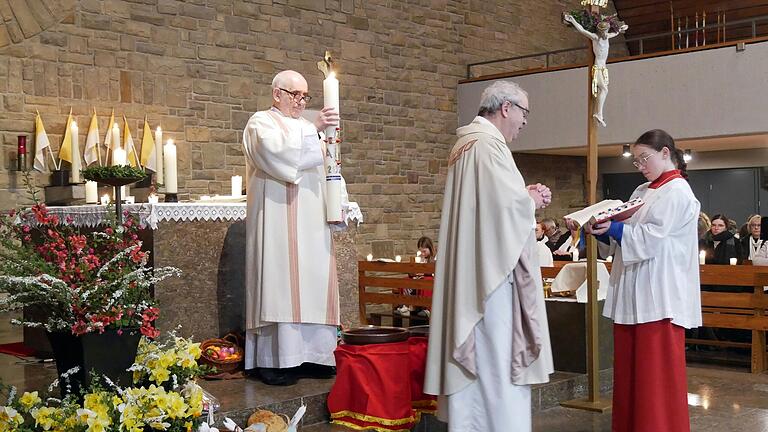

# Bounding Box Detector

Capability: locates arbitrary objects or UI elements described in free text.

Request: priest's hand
[564,218,579,231]
[527,183,552,209]
[314,107,340,133]
[585,221,611,236]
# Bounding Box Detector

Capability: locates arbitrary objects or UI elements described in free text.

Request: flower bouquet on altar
[0,172,180,394]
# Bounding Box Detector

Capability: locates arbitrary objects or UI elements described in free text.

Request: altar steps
[207,369,613,430]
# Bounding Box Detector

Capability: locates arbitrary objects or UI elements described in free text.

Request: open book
[564,198,644,228]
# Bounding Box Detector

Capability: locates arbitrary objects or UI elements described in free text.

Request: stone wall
[0,0,624,256]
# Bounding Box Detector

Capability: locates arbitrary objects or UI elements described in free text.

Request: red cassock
[612,319,690,432]
[328,337,437,431]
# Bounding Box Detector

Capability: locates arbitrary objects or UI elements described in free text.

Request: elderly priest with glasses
[425,80,554,431]
[242,70,345,386]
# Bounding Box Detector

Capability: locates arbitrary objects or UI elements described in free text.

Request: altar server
[584,129,701,432]
[242,70,344,386]
[425,80,554,432]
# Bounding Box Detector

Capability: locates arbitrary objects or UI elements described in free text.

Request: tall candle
[231,175,242,197]
[71,120,81,183]
[111,124,121,165]
[163,139,178,193]
[323,72,339,139]
[155,126,164,184]
[112,147,127,166]
[85,181,98,203]
[699,250,706,265]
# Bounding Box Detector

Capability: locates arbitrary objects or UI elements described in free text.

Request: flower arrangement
[0,334,208,432]
[0,172,179,337]
[564,9,626,34]
[81,165,148,182]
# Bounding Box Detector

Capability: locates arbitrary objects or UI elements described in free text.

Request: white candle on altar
[124,196,135,205]
[111,124,121,165]
[395,255,402,263]
[85,181,98,203]
[113,147,127,166]
[164,139,178,193]
[366,253,373,262]
[699,250,706,265]
[100,194,110,205]
[323,72,339,138]
[729,257,738,266]
[231,175,242,197]
[148,193,159,204]
[155,126,164,184]
[70,120,81,183]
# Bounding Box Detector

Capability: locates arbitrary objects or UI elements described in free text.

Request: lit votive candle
[395,255,402,263]
[148,194,159,204]
[699,250,706,265]
[200,195,211,201]
[729,257,738,266]
[100,194,110,205]
[366,253,373,262]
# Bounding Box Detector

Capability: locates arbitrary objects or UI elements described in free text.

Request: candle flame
[328,71,336,79]
[156,126,162,133]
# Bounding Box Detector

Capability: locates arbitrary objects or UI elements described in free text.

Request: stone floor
[3,314,768,431]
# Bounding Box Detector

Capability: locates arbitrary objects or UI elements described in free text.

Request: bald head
[271,70,310,118]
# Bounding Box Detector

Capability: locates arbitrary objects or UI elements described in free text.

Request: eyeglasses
[509,102,529,120]
[278,88,312,103]
[631,152,657,168]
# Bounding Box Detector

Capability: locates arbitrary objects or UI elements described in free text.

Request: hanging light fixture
[683,149,692,162]
[622,144,631,157]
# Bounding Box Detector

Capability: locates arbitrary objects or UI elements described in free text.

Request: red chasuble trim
[649,169,682,189]
[326,238,339,325]
[286,183,301,322]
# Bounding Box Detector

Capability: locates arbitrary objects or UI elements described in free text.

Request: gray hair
[477,80,527,117]
[271,70,303,89]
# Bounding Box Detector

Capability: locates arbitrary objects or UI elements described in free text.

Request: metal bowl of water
[341,326,409,345]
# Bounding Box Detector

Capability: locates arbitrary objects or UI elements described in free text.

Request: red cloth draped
[328,341,416,431]
[408,337,437,413]
[612,319,690,432]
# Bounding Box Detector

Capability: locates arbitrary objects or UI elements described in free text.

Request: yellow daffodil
[19,391,42,410]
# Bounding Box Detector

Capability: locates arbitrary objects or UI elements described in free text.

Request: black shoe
[257,367,298,386]
[294,363,336,379]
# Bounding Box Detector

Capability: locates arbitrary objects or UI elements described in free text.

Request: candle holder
[164,193,178,203]
[50,169,71,187]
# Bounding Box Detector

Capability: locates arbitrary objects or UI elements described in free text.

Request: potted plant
[0,172,180,396]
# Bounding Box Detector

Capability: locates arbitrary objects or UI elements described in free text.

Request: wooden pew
[357,260,768,373]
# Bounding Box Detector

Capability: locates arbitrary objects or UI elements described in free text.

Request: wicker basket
[199,335,244,374]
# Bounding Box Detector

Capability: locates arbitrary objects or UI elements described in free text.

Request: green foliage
[81,165,147,181]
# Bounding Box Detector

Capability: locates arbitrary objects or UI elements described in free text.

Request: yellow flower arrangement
[0,334,209,432]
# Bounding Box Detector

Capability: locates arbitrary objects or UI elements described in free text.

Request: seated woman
[701,214,741,265]
[552,226,585,261]
[740,215,763,261]
[396,236,436,317]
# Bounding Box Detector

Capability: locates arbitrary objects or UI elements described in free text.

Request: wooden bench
[357,260,768,373]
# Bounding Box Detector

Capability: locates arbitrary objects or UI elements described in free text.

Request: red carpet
[0,342,36,357]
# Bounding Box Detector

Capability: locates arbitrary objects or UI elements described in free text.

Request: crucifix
[560,0,627,413]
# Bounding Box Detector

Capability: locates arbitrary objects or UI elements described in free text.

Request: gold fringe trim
[330,410,416,426]
[331,418,412,432]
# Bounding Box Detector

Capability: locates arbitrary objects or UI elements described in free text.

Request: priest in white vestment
[242,70,345,386]
[424,80,554,431]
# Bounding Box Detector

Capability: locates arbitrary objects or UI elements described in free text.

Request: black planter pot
[46,328,142,397]
[50,169,70,186]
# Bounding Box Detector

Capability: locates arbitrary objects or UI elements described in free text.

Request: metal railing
[466,14,768,79]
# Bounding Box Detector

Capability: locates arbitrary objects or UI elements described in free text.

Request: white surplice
[425,116,553,431]
[242,108,344,369]
[604,178,702,328]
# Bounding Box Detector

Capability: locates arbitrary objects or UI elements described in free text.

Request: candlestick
[729,257,737,266]
[163,139,178,194]
[100,194,110,205]
[148,193,159,204]
[323,72,339,139]
[71,120,81,183]
[231,175,242,197]
[699,250,706,265]
[155,126,164,184]
[85,181,98,204]
[366,253,373,262]
[17,135,27,172]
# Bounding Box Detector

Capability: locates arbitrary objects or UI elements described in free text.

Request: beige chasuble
[243,109,341,332]
[425,117,552,397]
